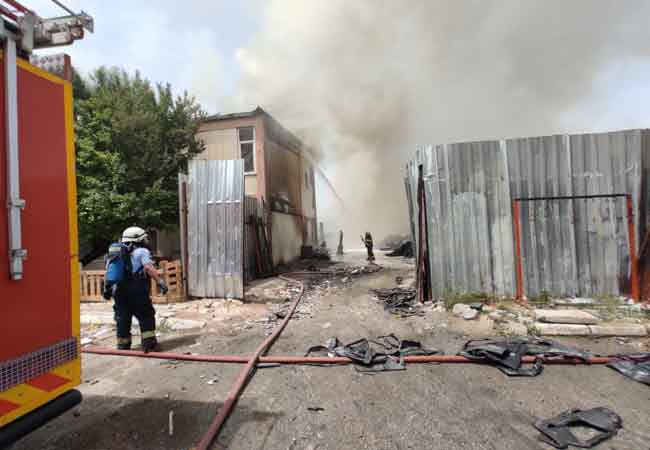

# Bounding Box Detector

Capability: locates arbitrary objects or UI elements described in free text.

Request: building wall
[193,112,318,267]
[270,211,304,266]
[196,128,238,160]
[197,116,266,200]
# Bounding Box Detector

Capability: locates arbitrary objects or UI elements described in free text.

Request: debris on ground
[305,334,440,373]
[262,265,381,335]
[459,337,590,377]
[80,327,113,346]
[451,303,480,320]
[607,353,650,386]
[378,233,410,251]
[385,240,414,258]
[335,264,382,277]
[312,246,331,260]
[534,407,622,449]
[369,287,424,317]
[301,245,331,260]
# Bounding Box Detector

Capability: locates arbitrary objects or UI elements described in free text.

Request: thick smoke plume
[229,0,650,246]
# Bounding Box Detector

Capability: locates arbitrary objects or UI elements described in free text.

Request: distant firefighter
[337,230,344,255]
[361,231,375,262]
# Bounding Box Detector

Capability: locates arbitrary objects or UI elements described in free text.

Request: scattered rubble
[452,303,469,316]
[378,234,410,251]
[463,309,479,320]
[370,287,424,317]
[451,303,479,320]
[385,240,414,258]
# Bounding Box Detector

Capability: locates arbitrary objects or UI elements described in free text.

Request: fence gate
[513,194,638,299]
[186,159,244,299]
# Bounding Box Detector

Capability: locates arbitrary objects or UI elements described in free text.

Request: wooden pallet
[80,260,185,304]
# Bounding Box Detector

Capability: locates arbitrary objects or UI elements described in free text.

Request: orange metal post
[626,196,639,301]
[512,200,524,301]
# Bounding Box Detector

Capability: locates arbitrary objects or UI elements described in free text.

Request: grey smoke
[228,0,650,244]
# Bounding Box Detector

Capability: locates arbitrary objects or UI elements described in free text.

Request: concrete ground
[12,251,650,450]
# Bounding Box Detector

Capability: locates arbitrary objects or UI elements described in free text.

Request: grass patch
[595,294,622,321]
[526,323,541,336]
[495,300,519,314]
[441,290,495,310]
[527,290,553,306]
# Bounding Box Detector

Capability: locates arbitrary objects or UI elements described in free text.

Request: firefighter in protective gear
[111,226,167,352]
[361,231,375,262]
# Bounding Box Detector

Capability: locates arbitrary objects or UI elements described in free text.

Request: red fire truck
[0,1,92,446]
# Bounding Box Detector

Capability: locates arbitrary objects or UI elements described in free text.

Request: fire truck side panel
[0,56,81,428]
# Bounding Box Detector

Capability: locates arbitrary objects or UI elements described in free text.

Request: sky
[29,0,261,113]
[25,0,650,244]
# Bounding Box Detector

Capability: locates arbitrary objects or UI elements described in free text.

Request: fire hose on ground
[82,347,614,366]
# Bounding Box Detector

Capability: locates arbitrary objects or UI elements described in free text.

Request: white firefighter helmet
[121,226,148,244]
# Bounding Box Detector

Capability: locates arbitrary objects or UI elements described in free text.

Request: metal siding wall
[407,129,645,299]
[187,159,244,299]
[641,130,650,238]
[568,130,640,296]
[419,141,513,297]
[507,135,579,297]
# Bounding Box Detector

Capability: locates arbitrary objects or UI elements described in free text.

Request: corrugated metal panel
[417,141,514,297]
[507,135,579,297]
[641,130,650,238]
[187,159,244,299]
[407,129,647,299]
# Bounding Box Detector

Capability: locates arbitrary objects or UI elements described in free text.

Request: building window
[238,127,255,173]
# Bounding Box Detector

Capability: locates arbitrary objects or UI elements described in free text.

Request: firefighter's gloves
[158,280,169,295]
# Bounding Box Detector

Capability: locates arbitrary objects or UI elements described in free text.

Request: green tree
[74,67,205,264]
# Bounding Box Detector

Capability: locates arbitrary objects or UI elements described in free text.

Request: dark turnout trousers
[113,276,156,350]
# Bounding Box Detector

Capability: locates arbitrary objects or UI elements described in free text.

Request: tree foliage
[73,67,205,262]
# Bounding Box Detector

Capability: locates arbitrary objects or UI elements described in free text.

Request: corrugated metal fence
[187,159,244,299]
[406,129,650,299]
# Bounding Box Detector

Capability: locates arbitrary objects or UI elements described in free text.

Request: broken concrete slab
[535,309,600,325]
[452,303,470,317]
[552,297,598,306]
[588,324,647,337]
[462,309,479,320]
[160,318,206,331]
[81,312,114,325]
[535,323,591,336]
